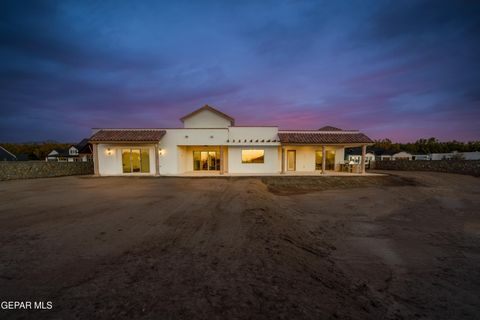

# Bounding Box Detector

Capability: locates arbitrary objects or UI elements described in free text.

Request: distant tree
[1,142,72,160]
[371,138,480,154]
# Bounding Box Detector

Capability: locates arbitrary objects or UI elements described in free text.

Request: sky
[1,0,479,143]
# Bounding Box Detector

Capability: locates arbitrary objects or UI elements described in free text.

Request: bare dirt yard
[1,172,479,319]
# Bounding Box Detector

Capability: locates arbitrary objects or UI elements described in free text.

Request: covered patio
[278,130,374,175]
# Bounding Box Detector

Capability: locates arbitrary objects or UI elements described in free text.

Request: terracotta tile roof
[90,129,166,142]
[278,132,373,144]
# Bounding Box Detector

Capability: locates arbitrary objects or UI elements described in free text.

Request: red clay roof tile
[278,132,373,144]
[90,130,166,142]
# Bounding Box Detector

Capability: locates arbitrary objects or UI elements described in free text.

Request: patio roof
[278,132,373,145]
[90,129,166,142]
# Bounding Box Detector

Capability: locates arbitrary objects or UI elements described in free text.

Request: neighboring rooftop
[318,126,343,131]
[0,146,17,161]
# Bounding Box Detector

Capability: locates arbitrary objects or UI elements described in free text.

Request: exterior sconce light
[107,148,112,156]
[159,149,164,155]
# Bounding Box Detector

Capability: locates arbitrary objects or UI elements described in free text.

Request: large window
[122,148,150,173]
[242,149,264,163]
[315,150,335,170]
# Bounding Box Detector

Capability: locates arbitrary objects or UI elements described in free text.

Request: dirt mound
[262,175,420,195]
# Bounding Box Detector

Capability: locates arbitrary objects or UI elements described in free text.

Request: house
[412,154,430,160]
[46,146,79,162]
[392,151,413,160]
[46,139,92,162]
[90,105,374,176]
[430,151,480,160]
[463,152,480,160]
[377,150,396,161]
[76,138,93,162]
[0,146,17,161]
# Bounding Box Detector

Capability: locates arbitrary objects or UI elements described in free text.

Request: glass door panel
[326,150,335,170]
[141,149,150,173]
[193,151,201,170]
[315,151,322,170]
[315,150,336,170]
[122,149,131,173]
[208,151,216,170]
[131,149,141,172]
[200,151,209,170]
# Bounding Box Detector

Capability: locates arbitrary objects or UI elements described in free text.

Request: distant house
[0,146,17,161]
[46,139,92,162]
[76,138,93,162]
[377,150,396,161]
[463,152,480,160]
[412,154,430,160]
[430,151,480,161]
[392,151,413,160]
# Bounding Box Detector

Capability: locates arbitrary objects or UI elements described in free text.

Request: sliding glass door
[193,151,220,171]
[122,148,150,173]
[315,150,335,170]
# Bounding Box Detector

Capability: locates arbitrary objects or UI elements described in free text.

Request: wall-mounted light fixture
[106,148,112,156]
[158,148,164,155]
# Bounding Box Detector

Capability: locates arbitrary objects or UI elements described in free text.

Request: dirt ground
[0,172,479,319]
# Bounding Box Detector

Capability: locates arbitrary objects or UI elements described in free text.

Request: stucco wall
[159,128,228,174]
[372,160,480,177]
[228,146,279,174]
[0,161,93,180]
[97,144,156,176]
[183,110,232,128]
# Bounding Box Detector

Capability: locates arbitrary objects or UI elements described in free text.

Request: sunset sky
[1,0,479,143]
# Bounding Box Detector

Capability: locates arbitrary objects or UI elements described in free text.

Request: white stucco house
[90,105,374,176]
[392,151,413,160]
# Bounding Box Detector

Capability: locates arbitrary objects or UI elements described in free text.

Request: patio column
[281,147,286,173]
[361,144,367,174]
[154,144,160,176]
[93,143,99,176]
[220,146,224,175]
[322,145,326,174]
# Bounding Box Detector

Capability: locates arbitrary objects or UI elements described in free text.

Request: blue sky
[1,0,479,142]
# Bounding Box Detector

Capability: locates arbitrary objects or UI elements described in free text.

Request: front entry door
[287,150,296,171]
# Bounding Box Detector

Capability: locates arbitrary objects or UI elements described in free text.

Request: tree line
[1,142,72,160]
[373,138,480,154]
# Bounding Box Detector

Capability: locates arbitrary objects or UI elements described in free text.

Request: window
[122,148,150,173]
[242,149,264,163]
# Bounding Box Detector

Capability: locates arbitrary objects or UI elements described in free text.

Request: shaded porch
[280,144,370,174]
